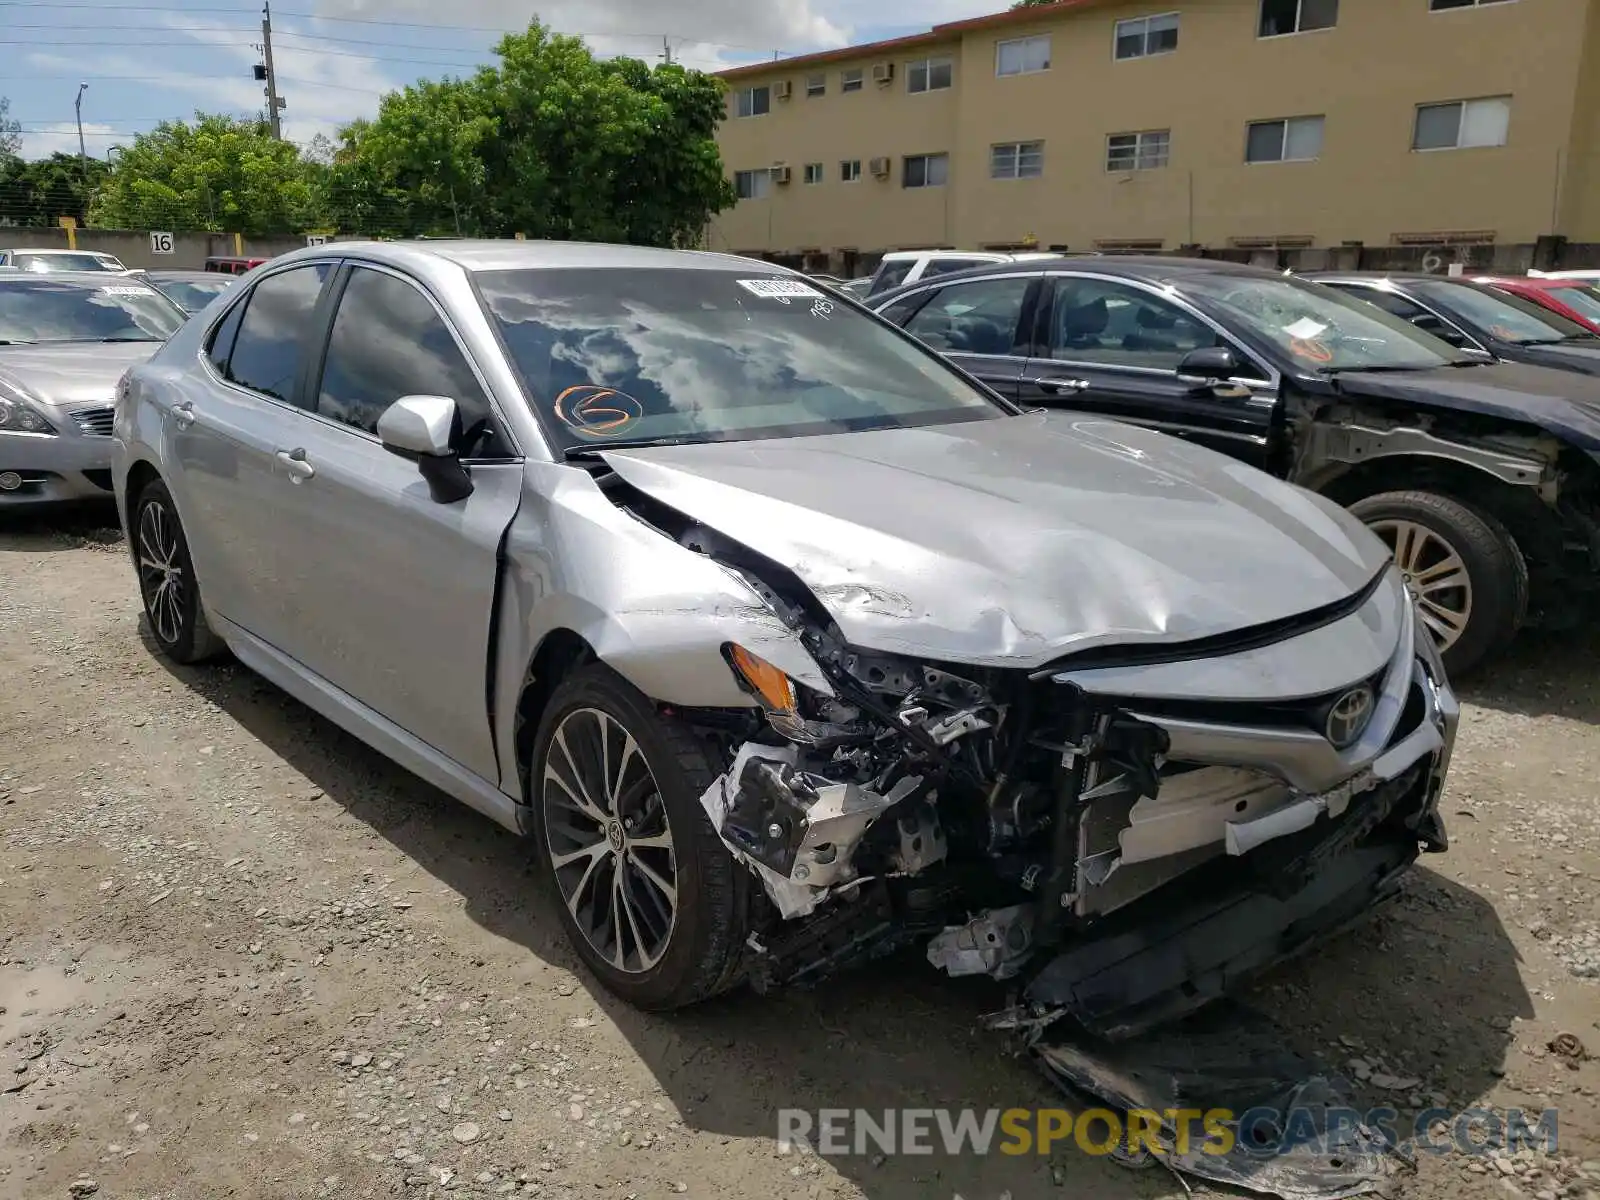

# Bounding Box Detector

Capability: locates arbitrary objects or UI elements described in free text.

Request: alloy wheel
[542,707,678,974]
[1369,518,1474,653]
[136,497,186,646]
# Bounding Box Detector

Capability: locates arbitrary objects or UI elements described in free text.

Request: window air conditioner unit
[774,80,793,100]
[871,62,894,84]
[772,164,792,185]
[869,156,891,177]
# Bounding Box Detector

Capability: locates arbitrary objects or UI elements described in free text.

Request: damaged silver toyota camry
[115,241,1458,1039]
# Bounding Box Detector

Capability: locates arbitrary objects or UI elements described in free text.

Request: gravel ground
[2,507,1597,1200]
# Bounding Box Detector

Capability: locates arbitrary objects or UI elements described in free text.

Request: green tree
[0,153,108,227]
[88,113,324,233]
[0,95,20,159]
[343,23,735,245]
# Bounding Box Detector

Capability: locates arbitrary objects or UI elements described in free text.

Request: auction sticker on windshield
[100,286,158,297]
[736,279,824,301]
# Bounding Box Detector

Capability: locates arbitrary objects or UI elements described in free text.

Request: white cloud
[19,121,117,160]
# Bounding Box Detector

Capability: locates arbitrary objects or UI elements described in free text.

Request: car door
[1021,274,1275,468]
[887,273,1041,399]
[173,260,335,648]
[260,261,524,783]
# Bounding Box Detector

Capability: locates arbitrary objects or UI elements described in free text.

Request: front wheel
[529,665,747,1010]
[1350,489,1527,679]
[132,479,225,664]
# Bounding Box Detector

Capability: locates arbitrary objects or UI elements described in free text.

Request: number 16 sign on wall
[149,231,175,255]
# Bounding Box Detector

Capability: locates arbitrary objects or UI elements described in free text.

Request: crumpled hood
[599,413,1392,669]
[1331,360,1600,452]
[0,342,159,409]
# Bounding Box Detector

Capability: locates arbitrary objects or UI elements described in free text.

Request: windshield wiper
[561,436,701,460]
[1321,364,1431,375]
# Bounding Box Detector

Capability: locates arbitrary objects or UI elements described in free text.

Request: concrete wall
[2,228,323,270]
[712,0,1597,261]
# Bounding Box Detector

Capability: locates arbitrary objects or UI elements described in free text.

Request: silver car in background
[113,241,1456,1038]
[0,248,128,273]
[1,272,186,506]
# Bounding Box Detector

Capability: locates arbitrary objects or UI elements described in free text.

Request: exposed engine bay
[637,500,1458,1036]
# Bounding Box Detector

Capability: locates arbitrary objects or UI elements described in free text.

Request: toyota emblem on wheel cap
[1325,686,1376,749]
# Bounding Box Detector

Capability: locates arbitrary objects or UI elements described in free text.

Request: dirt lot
[2,508,1598,1200]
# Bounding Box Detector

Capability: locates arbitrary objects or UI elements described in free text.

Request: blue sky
[1,0,995,159]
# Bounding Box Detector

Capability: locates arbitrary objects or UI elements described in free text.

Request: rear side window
[223,264,331,404]
[921,257,993,280]
[206,299,247,373]
[315,267,504,455]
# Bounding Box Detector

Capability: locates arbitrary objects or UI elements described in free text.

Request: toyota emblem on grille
[1325,686,1376,749]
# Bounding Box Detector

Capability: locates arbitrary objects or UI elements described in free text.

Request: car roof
[258,238,807,276]
[879,249,1010,263]
[145,269,227,281]
[1,247,120,258]
[1297,270,1465,284]
[0,269,155,286]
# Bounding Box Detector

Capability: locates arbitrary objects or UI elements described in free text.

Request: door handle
[275,447,315,483]
[1029,377,1091,393]
[172,400,195,430]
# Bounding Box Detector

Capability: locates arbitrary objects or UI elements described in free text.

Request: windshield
[14,252,124,273]
[1415,280,1592,344]
[1546,285,1600,324]
[1178,273,1466,371]
[475,268,1005,451]
[153,276,236,312]
[0,279,185,343]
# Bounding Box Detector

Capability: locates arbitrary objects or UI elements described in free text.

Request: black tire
[1350,489,1528,679]
[131,478,226,665]
[529,664,747,1010]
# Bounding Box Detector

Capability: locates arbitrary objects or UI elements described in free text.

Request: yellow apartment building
[710,0,1600,275]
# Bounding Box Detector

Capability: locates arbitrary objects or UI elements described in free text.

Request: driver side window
[316,267,508,458]
[1046,277,1220,370]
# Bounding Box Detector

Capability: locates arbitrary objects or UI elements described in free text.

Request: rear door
[1021,273,1276,467]
[259,261,524,782]
[173,261,335,647]
[886,273,1042,399]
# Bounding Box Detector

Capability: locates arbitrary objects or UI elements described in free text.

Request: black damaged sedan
[870,256,1600,676]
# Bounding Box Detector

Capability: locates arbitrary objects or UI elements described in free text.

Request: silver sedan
[112,240,1457,1032]
[1,272,186,506]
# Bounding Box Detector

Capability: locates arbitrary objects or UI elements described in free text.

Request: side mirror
[377,395,474,503]
[1176,346,1240,382]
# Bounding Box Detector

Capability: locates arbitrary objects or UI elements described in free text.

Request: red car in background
[1475,274,1600,333]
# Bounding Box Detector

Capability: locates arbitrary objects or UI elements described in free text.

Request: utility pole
[260,2,285,139]
[660,35,673,64]
[74,82,87,167]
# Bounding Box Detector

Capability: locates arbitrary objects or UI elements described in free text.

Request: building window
[803,162,825,184]
[1429,0,1516,8]
[841,68,864,92]
[1258,0,1339,37]
[907,57,953,93]
[734,169,771,199]
[991,141,1045,179]
[840,159,862,182]
[1245,115,1324,162]
[1106,129,1171,171]
[903,153,949,188]
[806,73,826,97]
[1413,96,1511,150]
[1114,13,1179,59]
[996,35,1051,75]
[734,86,770,118]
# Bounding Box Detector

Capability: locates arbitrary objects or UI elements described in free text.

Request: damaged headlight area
[694,568,1457,1039]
